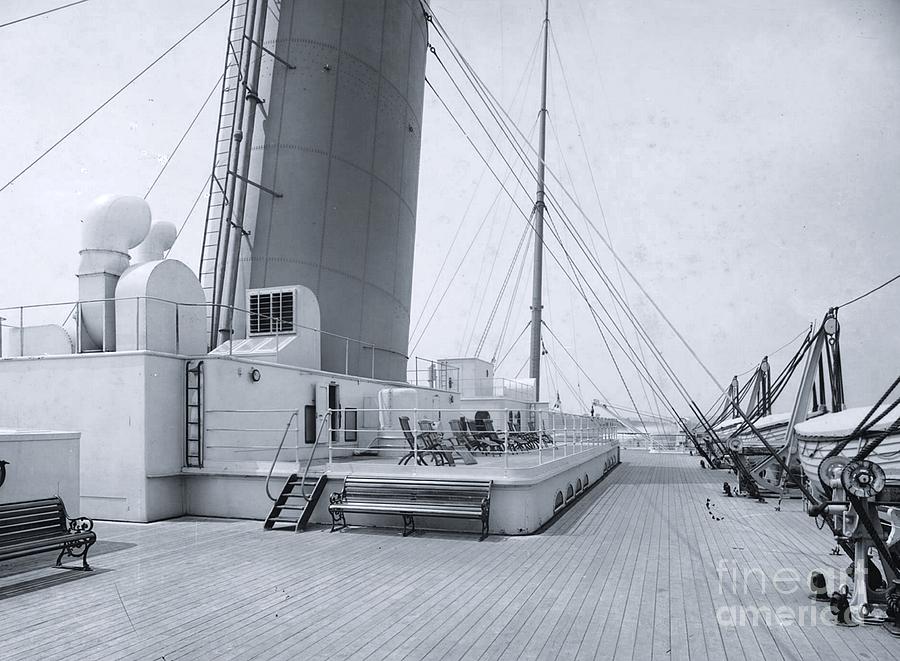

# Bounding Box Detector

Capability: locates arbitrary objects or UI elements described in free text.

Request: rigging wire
[167,174,213,256]
[492,229,533,361]
[494,321,531,371]
[425,8,725,393]
[144,73,223,199]
[838,271,900,309]
[423,73,690,427]
[0,0,90,30]
[408,154,531,353]
[0,0,229,196]
[474,222,531,357]
[409,24,543,348]
[424,31,697,412]
[422,17,710,419]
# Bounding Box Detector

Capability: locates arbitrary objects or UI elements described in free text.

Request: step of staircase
[263,473,328,532]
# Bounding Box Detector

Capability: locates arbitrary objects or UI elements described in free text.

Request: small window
[576,478,583,493]
[345,408,357,443]
[566,484,574,502]
[304,405,316,444]
[554,491,564,511]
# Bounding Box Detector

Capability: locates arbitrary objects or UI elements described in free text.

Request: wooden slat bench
[328,476,492,540]
[0,497,97,571]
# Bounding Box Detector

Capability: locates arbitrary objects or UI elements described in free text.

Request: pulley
[818,456,848,488]
[841,460,886,498]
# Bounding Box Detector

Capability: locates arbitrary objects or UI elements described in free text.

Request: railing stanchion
[371,344,375,378]
[504,408,509,470]
[0,315,4,357]
[328,408,334,466]
[18,306,24,356]
[413,407,418,470]
[295,407,301,471]
[175,301,180,354]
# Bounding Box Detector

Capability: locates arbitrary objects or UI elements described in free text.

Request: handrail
[299,413,333,502]
[263,409,331,502]
[264,410,299,501]
[0,295,407,361]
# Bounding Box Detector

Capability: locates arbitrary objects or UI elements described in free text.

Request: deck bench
[329,476,492,540]
[0,497,96,571]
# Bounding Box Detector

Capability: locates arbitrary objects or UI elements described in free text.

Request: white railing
[454,377,536,401]
[406,357,460,393]
[319,407,621,470]
[0,296,406,377]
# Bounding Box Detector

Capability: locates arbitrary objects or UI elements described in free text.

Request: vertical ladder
[185,361,204,468]
[198,0,252,347]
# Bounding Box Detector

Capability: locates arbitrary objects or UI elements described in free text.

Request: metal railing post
[174,301,180,354]
[327,407,334,466]
[18,306,24,356]
[345,338,349,374]
[0,316,4,357]
[295,407,301,471]
[552,412,557,459]
[371,345,375,378]
[413,407,418,470]
[503,408,509,470]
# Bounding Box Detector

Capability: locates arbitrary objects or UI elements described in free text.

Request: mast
[528,0,550,402]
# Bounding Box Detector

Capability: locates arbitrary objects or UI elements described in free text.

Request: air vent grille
[249,289,295,336]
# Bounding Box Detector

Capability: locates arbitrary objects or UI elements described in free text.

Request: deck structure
[2,452,899,660]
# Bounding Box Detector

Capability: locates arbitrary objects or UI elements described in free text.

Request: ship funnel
[131,221,177,265]
[77,195,151,350]
[245,0,427,380]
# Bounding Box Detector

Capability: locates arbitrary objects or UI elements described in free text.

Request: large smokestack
[246,0,427,381]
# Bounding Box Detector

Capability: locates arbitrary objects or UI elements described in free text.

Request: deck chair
[474,414,524,452]
[398,416,433,466]
[529,420,555,446]
[459,417,504,454]
[419,420,477,465]
[449,419,494,454]
[508,421,539,449]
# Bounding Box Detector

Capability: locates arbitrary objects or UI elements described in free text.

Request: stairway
[264,474,328,532]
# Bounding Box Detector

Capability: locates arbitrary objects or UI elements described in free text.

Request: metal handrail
[0,295,408,363]
[264,410,299,501]
[299,413,332,502]
[263,409,331,502]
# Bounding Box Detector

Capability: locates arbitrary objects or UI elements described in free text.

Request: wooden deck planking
[2,452,900,660]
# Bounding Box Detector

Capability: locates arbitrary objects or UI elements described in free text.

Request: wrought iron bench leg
[54,539,94,571]
[330,508,347,532]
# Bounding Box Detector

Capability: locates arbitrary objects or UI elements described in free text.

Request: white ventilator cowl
[131,221,177,265]
[79,195,152,276]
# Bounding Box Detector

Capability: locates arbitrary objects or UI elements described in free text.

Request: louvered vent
[248,288,296,336]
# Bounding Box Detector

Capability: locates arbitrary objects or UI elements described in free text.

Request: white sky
[0,0,898,416]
